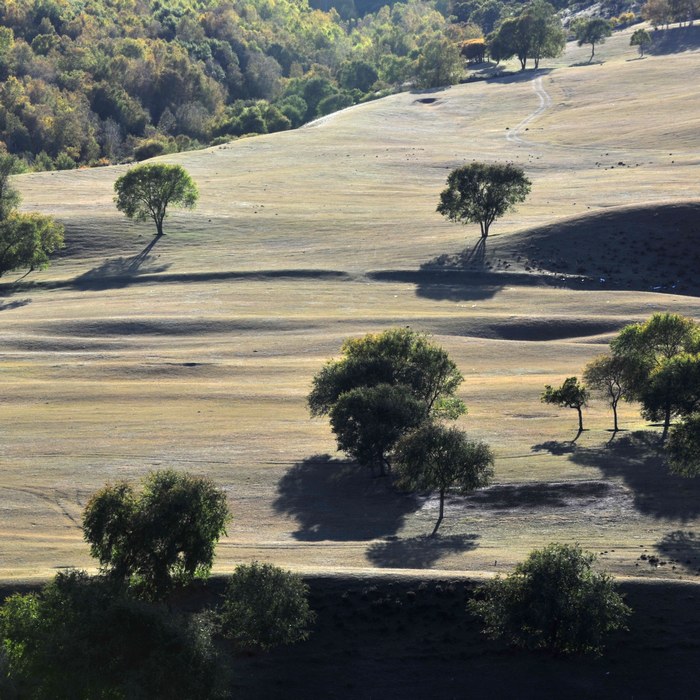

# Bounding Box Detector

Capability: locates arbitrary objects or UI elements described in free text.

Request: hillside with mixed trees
[3,0,681,170]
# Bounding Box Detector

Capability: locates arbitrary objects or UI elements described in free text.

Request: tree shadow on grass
[366,533,479,568]
[467,481,614,510]
[647,24,700,55]
[566,431,700,520]
[0,297,31,311]
[655,531,700,574]
[532,439,578,455]
[273,455,418,541]
[72,237,170,290]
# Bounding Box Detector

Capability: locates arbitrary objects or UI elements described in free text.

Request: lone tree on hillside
[437,162,531,239]
[82,469,230,599]
[0,151,64,278]
[469,543,631,654]
[395,423,494,535]
[630,28,653,56]
[114,163,198,237]
[541,377,589,435]
[574,18,612,63]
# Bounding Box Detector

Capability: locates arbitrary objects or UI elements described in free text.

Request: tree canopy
[541,376,589,434]
[82,469,230,599]
[114,163,198,236]
[395,423,494,535]
[574,17,612,63]
[437,162,531,239]
[308,327,467,471]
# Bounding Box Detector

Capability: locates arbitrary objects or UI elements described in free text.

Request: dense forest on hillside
[0,0,484,169]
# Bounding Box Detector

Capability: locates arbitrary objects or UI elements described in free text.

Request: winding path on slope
[506,74,552,146]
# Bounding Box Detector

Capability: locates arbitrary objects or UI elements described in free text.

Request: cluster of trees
[0,470,314,698]
[0,0,482,168]
[309,327,494,534]
[541,313,700,477]
[642,0,699,28]
[0,150,63,278]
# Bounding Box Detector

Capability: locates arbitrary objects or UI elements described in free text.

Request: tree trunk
[589,43,595,63]
[612,399,619,432]
[431,490,445,537]
[577,406,584,432]
[155,217,164,236]
[661,403,671,443]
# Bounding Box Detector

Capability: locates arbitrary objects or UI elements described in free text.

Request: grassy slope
[1,24,700,581]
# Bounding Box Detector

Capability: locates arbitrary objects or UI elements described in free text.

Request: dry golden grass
[2,27,700,582]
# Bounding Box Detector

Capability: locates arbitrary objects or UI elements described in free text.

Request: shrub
[0,570,222,699]
[468,543,631,655]
[219,562,314,651]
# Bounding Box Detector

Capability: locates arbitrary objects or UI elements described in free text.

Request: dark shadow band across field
[366,534,479,568]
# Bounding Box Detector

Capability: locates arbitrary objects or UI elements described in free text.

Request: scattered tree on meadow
[414,35,463,89]
[82,470,230,599]
[630,28,653,56]
[394,423,494,535]
[308,327,467,471]
[219,562,315,651]
[574,17,613,63]
[541,377,589,434]
[611,312,700,440]
[0,570,222,700]
[114,163,198,237]
[667,413,700,477]
[583,354,641,432]
[487,1,565,70]
[437,162,531,239]
[469,543,631,654]
[461,38,486,63]
[0,152,64,278]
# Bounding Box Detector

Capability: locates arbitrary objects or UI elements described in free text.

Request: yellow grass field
[2,26,700,582]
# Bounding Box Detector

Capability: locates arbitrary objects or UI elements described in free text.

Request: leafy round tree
[469,543,631,655]
[82,470,230,599]
[630,28,652,57]
[329,383,425,475]
[219,562,315,651]
[395,423,494,535]
[308,327,466,420]
[541,377,589,434]
[575,18,613,63]
[114,163,198,236]
[437,162,531,239]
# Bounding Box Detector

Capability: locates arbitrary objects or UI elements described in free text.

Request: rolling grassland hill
[1,24,700,585]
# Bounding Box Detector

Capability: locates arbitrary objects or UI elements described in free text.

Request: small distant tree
[667,413,700,477]
[82,470,230,599]
[575,18,613,63]
[437,162,531,239]
[114,163,198,237]
[395,423,494,535]
[469,543,631,655]
[414,36,463,89]
[219,562,315,651]
[583,354,641,432]
[630,28,653,56]
[461,38,486,63]
[541,377,589,434]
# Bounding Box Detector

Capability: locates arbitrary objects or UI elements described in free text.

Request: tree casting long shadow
[366,534,479,568]
[541,431,700,520]
[273,455,418,541]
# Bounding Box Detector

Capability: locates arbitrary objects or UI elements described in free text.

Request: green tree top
[114,163,198,236]
[437,162,531,238]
